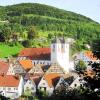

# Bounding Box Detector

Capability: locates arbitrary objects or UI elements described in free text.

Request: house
[18,38,74,73]
[0,61,9,75]
[69,76,85,89]
[55,77,69,91]
[0,75,24,99]
[24,79,36,95]
[30,76,41,89]
[18,48,51,65]
[28,64,44,76]
[24,73,42,89]
[55,73,77,92]
[76,51,98,65]
[7,61,26,75]
[38,73,61,96]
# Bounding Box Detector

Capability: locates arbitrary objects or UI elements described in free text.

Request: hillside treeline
[0,3,100,50]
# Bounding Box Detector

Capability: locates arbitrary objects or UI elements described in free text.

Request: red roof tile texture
[84,51,97,60]
[0,61,9,74]
[0,75,20,87]
[44,73,61,87]
[19,48,51,60]
[19,60,33,70]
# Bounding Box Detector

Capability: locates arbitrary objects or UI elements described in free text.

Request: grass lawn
[0,43,23,58]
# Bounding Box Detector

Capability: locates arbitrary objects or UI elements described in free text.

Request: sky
[0,0,100,23]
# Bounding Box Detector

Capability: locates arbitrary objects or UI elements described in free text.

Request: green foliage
[22,40,32,47]
[0,3,100,57]
[75,60,87,72]
[0,43,23,58]
[91,39,100,59]
[36,89,49,99]
[27,26,38,39]
[43,87,100,100]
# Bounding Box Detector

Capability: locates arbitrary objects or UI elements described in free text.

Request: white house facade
[38,77,54,96]
[0,75,24,99]
[24,79,36,95]
[7,62,26,75]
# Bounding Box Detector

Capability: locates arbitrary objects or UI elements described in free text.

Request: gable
[46,64,65,74]
[38,77,49,88]
[24,80,36,88]
[28,64,44,75]
[7,62,25,75]
[55,77,68,89]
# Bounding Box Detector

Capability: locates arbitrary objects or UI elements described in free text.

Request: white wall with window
[32,60,51,65]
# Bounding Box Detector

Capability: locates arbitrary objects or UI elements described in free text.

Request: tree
[2,26,12,43]
[81,39,100,99]
[91,39,100,59]
[22,40,31,47]
[75,60,87,72]
[27,26,38,40]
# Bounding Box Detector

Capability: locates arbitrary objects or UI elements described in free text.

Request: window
[14,88,18,90]
[8,88,11,90]
[16,93,18,96]
[61,44,64,52]
[3,88,5,90]
[43,83,45,85]
[61,44,63,48]
[40,62,42,64]
[74,84,77,87]
[31,87,34,90]
[52,45,55,51]
[53,44,55,48]
[47,63,49,65]
[29,81,31,84]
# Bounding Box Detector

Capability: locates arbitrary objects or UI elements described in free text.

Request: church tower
[51,38,70,72]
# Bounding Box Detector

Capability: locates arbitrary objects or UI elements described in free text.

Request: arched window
[61,44,64,52]
[52,44,55,51]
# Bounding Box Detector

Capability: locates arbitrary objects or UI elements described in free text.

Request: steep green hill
[0,3,100,57]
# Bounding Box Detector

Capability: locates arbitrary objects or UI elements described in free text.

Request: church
[18,38,74,73]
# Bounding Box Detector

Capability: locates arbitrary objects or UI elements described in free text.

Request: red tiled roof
[19,60,33,70]
[0,75,20,87]
[19,48,51,60]
[84,51,97,60]
[30,76,41,86]
[44,73,61,87]
[84,69,96,78]
[0,61,9,74]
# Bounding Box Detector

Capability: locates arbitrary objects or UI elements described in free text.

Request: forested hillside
[0,3,100,57]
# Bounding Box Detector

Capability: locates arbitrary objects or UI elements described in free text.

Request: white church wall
[51,39,70,73]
